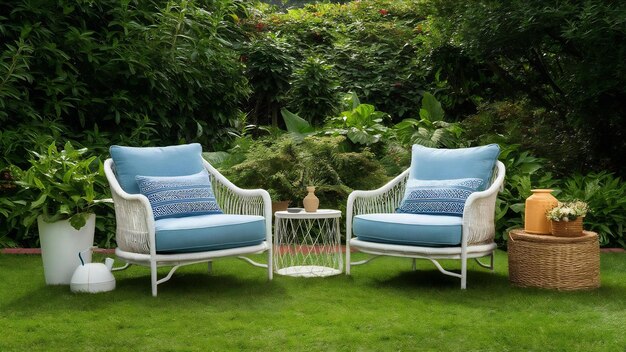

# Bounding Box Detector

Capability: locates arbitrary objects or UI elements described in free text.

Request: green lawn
[1,251,625,351]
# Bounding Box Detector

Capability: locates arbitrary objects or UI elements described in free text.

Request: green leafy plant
[428,0,626,175]
[14,142,106,230]
[286,56,339,126]
[324,93,390,146]
[462,99,589,175]
[393,92,464,148]
[244,33,295,126]
[258,1,430,122]
[220,135,302,202]
[281,108,316,135]
[559,172,626,247]
[221,134,388,212]
[494,144,558,244]
[1,0,249,169]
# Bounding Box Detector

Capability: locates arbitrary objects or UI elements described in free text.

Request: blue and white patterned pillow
[135,170,222,220]
[396,178,484,216]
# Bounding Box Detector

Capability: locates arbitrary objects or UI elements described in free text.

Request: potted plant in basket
[14,142,107,285]
[546,200,589,237]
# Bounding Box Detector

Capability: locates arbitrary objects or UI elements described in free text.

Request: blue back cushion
[110,144,205,194]
[136,170,222,220]
[396,178,484,216]
[398,144,500,216]
[408,144,500,191]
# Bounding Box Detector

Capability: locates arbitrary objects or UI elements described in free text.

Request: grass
[1,250,625,351]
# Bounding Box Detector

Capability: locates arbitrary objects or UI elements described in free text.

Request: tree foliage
[427,0,626,174]
[0,0,250,167]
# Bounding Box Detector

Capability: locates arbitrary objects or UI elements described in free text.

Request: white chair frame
[346,161,505,289]
[104,159,273,296]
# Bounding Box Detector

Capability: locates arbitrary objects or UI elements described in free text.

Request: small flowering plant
[546,200,589,222]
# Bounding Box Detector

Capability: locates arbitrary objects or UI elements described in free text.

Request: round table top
[274,209,341,219]
[509,228,598,244]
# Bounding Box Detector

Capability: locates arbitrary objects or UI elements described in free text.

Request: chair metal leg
[268,248,273,280]
[412,258,417,271]
[150,260,158,297]
[345,246,351,275]
[461,253,467,290]
[207,261,212,274]
[474,252,495,271]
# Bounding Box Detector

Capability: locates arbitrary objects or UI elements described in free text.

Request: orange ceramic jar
[524,189,558,234]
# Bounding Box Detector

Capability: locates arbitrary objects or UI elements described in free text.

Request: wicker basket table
[508,229,600,290]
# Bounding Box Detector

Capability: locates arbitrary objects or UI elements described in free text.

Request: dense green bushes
[217,134,388,212]
[0,0,249,168]
[426,0,626,175]
[246,0,432,123]
[462,100,588,175]
[559,173,626,247]
[1,0,626,249]
[0,0,250,246]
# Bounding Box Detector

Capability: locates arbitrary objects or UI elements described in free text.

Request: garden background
[1,0,625,249]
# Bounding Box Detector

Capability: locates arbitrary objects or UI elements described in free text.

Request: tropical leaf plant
[13,142,107,230]
[393,92,464,148]
[559,172,626,247]
[325,102,389,146]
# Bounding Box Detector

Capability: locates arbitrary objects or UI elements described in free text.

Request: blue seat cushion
[353,213,462,247]
[396,178,484,216]
[155,214,266,253]
[408,144,500,191]
[110,143,205,194]
[136,170,222,220]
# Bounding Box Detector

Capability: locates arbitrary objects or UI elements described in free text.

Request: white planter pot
[38,214,96,285]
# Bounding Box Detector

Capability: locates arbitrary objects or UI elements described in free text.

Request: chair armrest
[462,161,506,246]
[104,159,154,254]
[203,160,272,245]
[346,169,410,241]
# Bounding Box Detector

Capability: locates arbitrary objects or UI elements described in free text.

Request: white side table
[273,209,343,277]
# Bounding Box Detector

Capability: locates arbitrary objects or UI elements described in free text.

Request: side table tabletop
[508,229,600,290]
[273,209,343,277]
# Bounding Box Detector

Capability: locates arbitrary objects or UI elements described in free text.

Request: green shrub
[558,172,626,248]
[427,0,626,176]
[392,92,465,149]
[243,34,295,126]
[13,142,105,230]
[286,56,339,125]
[495,145,559,244]
[0,0,251,248]
[3,143,115,248]
[221,134,389,214]
[324,100,390,146]
[258,0,433,122]
[463,100,590,176]
[0,0,250,164]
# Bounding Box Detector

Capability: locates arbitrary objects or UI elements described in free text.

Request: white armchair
[346,144,505,289]
[104,144,272,296]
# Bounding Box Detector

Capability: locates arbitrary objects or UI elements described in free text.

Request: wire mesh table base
[273,210,342,277]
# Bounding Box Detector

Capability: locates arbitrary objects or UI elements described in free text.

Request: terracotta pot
[303,186,319,212]
[524,189,558,234]
[551,217,584,237]
[271,201,290,214]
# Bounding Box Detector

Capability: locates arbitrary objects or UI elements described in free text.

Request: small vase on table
[303,186,319,213]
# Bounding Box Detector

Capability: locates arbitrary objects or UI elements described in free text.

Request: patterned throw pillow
[396,178,484,216]
[135,170,222,220]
